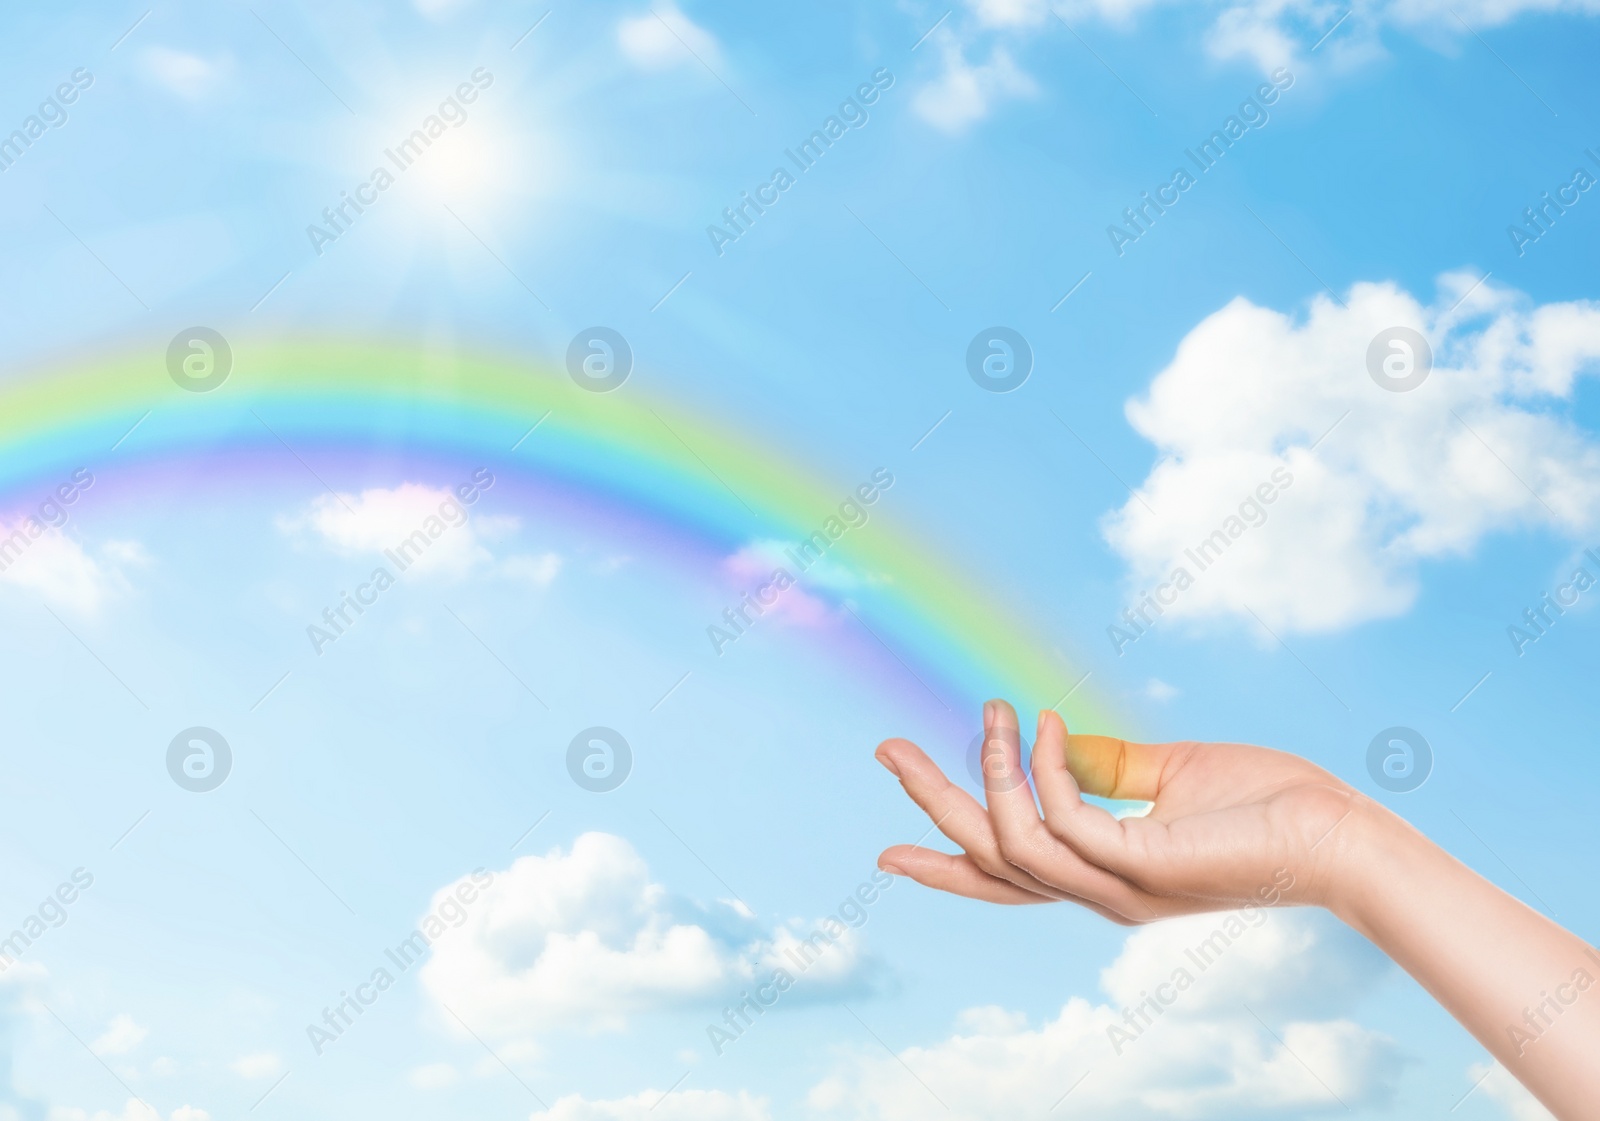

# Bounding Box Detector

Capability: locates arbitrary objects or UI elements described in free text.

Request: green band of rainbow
[0,339,1111,730]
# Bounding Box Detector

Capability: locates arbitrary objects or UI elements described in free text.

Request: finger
[878,846,1052,905]
[880,846,1136,925]
[875,736,1075,901]
[978,705,1173,923]
[978,700,1084,876]
[1064,732,1185,801]
[1033,710,1179,891]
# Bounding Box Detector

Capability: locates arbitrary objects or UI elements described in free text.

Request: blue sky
[1,1,1599,1119]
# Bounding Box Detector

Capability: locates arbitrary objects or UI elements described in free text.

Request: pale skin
[874,700,1600,1120]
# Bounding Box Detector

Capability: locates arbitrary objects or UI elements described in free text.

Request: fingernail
[878,859,906,876]
[876,751,901,778]
[1037,709,1047,738]
[983,700,996,728]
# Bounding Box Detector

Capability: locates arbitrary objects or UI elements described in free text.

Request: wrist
[1317,796,1436,934]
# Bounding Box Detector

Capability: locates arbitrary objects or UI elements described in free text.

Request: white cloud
[532,1089,771,1121]
[809,910,1399,1120]
[227,1052,281,1079]
[48,1104,208,1121]
[949,0,1600,76]
[617,5,724,70]
[968,0,1169,27]
[0,524,132,614]
[90,1014,147,1057]
[1099,906,1389,1018]
[1470,1062,1556,1120]
[1203,2,1310,70]
[1104,272,1600,636]
[732,539,865,595]
[1144,678,1178,702]
[278,482,521,575]
[964,0,1053,27]
[912,42,1036,133]
[141,47,228,100]
[720,542,843,628]
[418,833,870,1042]
[408,1062,458,1089]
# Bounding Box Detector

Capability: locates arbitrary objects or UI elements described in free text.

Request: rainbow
[0,338,1114,738]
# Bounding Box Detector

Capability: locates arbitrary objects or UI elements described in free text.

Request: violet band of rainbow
[0,338,1116,736]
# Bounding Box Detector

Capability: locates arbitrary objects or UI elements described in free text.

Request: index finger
[1064,734,1184,801]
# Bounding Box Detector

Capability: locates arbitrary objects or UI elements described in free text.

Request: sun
[349,68,560,237]
[407,113,513,208]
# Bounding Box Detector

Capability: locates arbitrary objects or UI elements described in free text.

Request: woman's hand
[875,698,1368,924]
[874,698,1600,1120]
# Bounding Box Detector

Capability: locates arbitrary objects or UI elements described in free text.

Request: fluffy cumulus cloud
[911,41,1036,132]
[617,4,725,70]
[531,1089,772,1121]
[89,1015,147,1057]
[0,518,141,616]
[0,528,105,612]
[1103,272,1600,636]
[418,833,873,1043]
[808,909,1400,1120]
[280,481,557,584]
[717,540,873,630]
[282,482,496,576]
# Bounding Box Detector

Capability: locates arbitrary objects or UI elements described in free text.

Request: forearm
[1330,803,1600,1118]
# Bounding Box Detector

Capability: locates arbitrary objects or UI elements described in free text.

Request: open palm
[875,700,1364,924]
